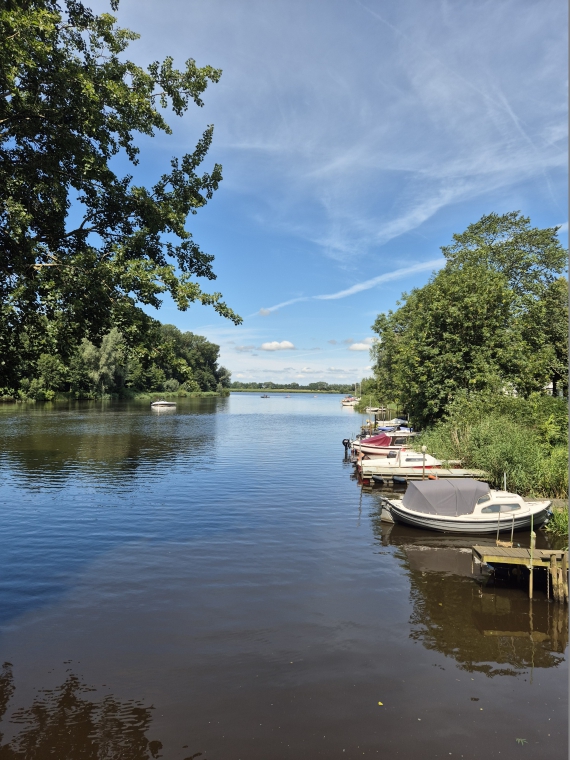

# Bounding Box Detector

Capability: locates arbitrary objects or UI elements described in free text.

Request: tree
[81,327,126,394]
[372,265,520,425]
[441,211,566,299]
[0,0,241,390]
[520,277,568,397]
[371,212,568,426]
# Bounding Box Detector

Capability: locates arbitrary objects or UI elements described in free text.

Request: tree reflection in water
[0,663,200,760]
[372,509,568,677]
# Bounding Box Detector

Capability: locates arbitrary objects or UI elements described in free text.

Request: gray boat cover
[402,479,490,516]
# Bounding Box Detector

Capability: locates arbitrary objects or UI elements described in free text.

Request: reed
[417,393,568,499]
[544,505,568,538]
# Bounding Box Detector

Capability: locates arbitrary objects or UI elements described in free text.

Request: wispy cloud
[258,259,443,314]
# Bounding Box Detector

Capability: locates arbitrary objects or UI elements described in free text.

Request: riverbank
[0,389,229,403]
[230,389,343,394]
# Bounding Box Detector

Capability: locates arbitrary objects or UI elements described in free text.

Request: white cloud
[349,342,373,351]
[260,340,296,351]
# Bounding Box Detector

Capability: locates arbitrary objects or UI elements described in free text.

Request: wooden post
[550,554,558,602]
[528,515,535,600]
[529,560,534,599]
[560,552,568,604]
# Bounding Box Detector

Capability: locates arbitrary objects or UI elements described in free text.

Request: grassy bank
[418,393,568,500]
[133,390,227,399]
[544,504,569,539]
[1,389,229,403]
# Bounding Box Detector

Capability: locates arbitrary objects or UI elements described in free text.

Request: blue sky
[94,0,567,384]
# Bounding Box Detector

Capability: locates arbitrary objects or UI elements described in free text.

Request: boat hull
[387,501,551,534]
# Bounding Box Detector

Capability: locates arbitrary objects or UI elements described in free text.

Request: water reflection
[0,399,223,488]
[370,504,568,677]
[0,663,199,760]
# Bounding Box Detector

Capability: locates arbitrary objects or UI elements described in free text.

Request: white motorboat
[357,448,442,473]
[341,395,360,407]
[384,479,551,534]
[151,399,177,408]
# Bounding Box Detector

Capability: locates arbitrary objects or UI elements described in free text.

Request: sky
[93,0,567,385]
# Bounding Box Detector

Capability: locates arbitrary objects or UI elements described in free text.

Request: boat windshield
[481,503,521,513]
[476,494,491,504]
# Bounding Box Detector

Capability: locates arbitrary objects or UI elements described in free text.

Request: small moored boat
[358,448,442,473]
[385,479,551,534]
[151,400,176,407]
[351,430,417,457]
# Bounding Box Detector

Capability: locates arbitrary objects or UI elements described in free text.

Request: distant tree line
[230,381,355,392]
[3,319,231,401]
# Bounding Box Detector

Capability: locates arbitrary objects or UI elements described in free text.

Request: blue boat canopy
[402,479,489,516]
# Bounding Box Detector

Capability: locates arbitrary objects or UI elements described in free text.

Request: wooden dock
[472,545,569,602]
[360,466,487,483]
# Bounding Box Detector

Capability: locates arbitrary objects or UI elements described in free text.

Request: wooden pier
[472,545,569,602]
[360,466,487,484]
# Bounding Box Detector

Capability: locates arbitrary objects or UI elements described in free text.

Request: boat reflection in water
[370,501,568,677]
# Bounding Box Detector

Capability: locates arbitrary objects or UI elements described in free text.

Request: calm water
[0,394,567,759]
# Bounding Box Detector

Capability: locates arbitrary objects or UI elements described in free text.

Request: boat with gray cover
[385,479,551,534]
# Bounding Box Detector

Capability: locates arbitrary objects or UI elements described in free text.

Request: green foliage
[544,505,568,538]
[7,318,229,399]
[441,211,566,298]
[229,381,356,393]
[0,0,240,389]
[370,212,567,427]
[418,393,568,498]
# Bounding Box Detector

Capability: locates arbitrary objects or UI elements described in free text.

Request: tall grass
[418,393,568,499]
[544,506,568,539]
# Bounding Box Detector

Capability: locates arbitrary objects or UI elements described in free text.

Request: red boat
[351,430,417,457]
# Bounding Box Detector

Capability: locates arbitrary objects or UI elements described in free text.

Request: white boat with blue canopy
[385,479,551,534]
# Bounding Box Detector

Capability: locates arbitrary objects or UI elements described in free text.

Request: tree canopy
[369,212,568,427]
[0,0,240,390]
[13,318,231,400]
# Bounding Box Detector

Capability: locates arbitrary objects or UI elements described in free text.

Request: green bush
[544,505,568,538]
[418,392,568,498]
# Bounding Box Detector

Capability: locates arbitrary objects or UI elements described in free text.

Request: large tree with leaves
[371,212,567,426]
[0,0,240,390]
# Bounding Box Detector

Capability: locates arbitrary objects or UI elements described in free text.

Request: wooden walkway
[472,545,569,602]
[360,467,487,481]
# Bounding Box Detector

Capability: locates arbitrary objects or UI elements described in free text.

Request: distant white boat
[151,400,176,408]
[341,396,360,407]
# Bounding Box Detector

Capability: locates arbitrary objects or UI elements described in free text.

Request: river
[0,394,567,758]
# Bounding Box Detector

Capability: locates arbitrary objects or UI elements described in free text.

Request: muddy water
[0,395,567,759]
